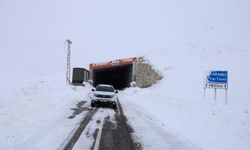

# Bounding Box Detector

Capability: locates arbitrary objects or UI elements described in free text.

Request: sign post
[204,71,228,105]
[214,88,217,102]
[203,87,206,101]
[225,88,228,105]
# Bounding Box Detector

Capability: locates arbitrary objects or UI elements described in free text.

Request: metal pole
[225,89,228,105]
[66,39,72,84]
[214,88,217,102]
[203,88,206,101]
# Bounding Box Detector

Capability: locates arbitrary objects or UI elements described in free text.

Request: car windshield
[95,86,114,92]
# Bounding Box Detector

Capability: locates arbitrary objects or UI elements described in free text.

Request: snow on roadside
[119,89,201,150]
[119,87,250,150]
[0,77,93,150]
[119,48,250,150]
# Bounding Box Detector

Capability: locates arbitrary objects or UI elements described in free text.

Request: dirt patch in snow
[68,101,90,119]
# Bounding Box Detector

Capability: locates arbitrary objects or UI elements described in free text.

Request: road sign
[205,83,228,89]
[207,71,228,83]
[204,70,228,105]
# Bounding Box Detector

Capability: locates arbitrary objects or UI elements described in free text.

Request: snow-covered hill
[119,48,250,150]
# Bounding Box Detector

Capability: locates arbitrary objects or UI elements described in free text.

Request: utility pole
[66,39,72,84]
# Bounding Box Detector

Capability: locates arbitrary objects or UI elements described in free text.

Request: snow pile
[0,76,91,150]
[119,48,250,150]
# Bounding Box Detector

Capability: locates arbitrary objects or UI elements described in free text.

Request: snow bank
[119,48,250,150]
[0,76,92,150]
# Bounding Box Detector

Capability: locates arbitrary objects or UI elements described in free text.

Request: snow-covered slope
[144,46,250,107]
[119,48,250,150]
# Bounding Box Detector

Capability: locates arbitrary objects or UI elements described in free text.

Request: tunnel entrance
[89,57,162,89]
[92,64,133,89]
[89,57,136,90]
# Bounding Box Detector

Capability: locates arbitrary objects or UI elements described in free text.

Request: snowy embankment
[119,48,250,150]
[0,75,92,150]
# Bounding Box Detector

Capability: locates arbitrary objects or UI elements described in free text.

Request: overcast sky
[0,0,250,79]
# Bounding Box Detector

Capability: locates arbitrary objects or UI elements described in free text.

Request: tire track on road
[63,108,98,150]
[97,99,140,150]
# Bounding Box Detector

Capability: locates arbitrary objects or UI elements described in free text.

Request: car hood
[94,91,115,96]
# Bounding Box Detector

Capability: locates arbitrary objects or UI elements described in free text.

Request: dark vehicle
[72,68,89,84]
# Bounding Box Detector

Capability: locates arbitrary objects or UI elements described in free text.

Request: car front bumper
[91,99,116,107]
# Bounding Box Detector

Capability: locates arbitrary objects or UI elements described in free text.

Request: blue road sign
[207,71,228,83]
[204,71,228,104]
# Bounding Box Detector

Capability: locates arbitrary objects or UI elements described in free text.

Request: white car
[91,84,118,109]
